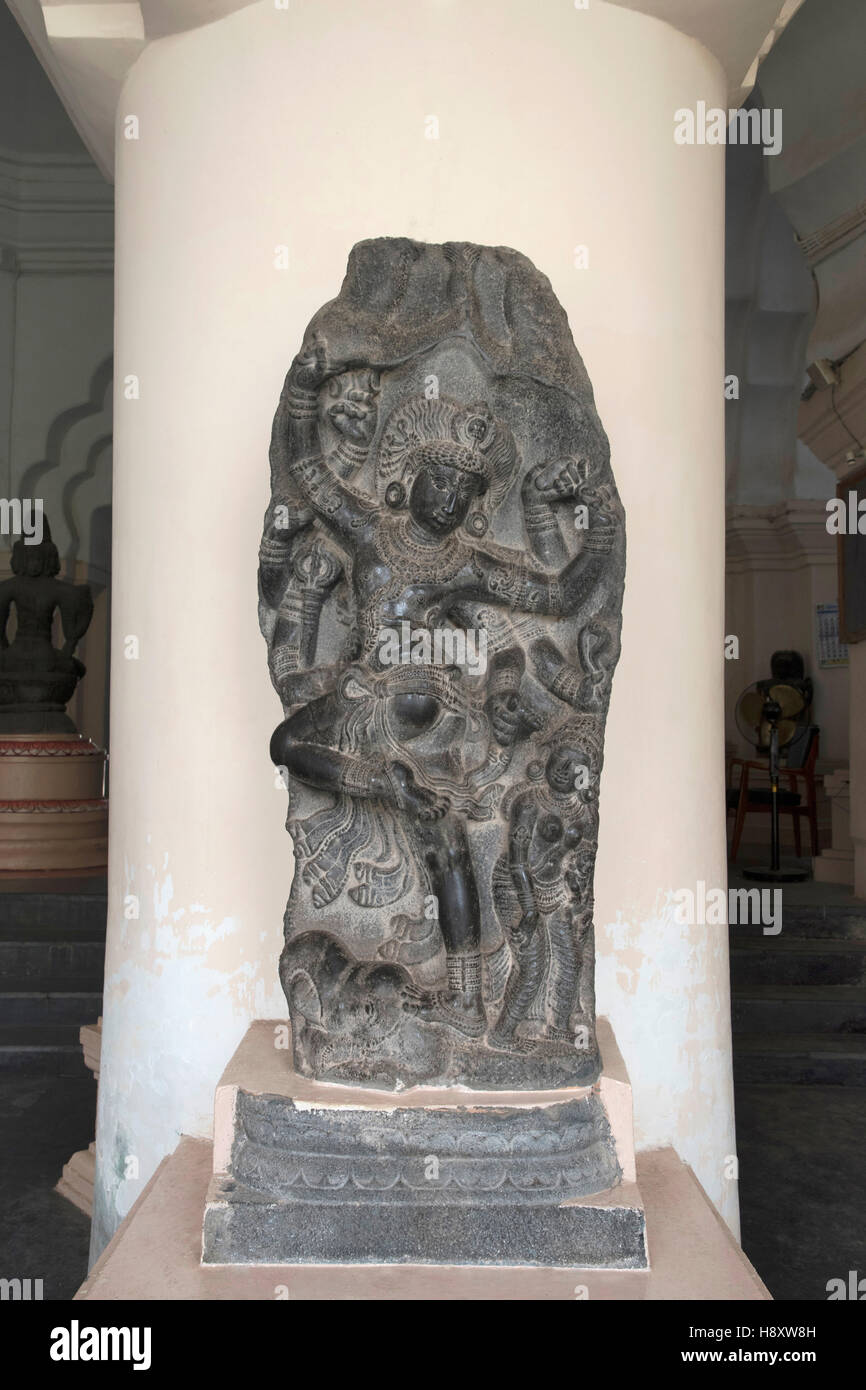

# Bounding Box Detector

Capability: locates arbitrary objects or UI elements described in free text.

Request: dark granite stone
[202,1085,647,1268]
[203,1188,646,1269]
[260,238,626,1094]
[228,1088,620,1204]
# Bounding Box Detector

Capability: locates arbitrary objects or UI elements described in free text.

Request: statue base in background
[201,1017,647,1269]
[0,732,107,870]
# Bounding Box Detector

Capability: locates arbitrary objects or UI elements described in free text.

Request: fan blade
[769,683,805,718]
[740,691,765,727]
[776,719,797,747]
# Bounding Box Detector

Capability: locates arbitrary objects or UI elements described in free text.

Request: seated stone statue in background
[0,520,93,732]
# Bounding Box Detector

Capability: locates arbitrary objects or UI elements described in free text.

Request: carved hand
[328,373,380,445]
[512,909,539,952]
[582,483,618,536]
[380,762,450,822]
[290,338,345,392]
[523,455,587,503]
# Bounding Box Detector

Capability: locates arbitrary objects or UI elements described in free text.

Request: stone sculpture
[0,519,106,872]
[259,238,625,1093]
[0,520,94,733]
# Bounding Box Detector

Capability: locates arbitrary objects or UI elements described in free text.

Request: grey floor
[730,853,866,1300]
[735,1083,866,1300]
[0,1073,95,1300]
[0,875,103,1299]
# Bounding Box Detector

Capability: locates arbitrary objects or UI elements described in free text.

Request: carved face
[408,463,482,537]
[545,743,588,795]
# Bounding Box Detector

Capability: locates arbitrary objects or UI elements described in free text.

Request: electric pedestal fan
[732,680,812,883]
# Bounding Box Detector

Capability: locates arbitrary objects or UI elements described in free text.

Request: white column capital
[9,0,804,179]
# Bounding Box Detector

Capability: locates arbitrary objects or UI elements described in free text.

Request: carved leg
[488,928,548,1050]
[543,907,580,1041]
[404,816,486,1038]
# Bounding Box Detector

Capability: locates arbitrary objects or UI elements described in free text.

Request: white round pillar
[94,0,735,1251]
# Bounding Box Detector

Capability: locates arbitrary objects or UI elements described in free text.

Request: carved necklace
[378,514,468,585]
[537,785,582,814]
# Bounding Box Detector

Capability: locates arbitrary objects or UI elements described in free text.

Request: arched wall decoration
[18,355,113,584]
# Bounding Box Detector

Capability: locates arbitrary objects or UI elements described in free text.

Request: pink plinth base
[0,734,107,869]
[76,1138,770,1301]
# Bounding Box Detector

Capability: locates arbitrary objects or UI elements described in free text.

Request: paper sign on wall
[816,602,849,668]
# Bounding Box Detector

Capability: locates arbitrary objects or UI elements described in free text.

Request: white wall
[94,0,738,1252]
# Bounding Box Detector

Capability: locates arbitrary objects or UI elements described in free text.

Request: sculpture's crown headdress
[377,396,519,508]
[409,439,488,488]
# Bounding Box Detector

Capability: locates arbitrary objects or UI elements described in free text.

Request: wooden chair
[727,725,820,862]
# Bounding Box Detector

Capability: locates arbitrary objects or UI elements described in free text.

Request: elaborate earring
[384,481,406,509]
[465,512,488,538]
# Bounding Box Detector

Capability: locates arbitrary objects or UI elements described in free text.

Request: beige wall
[93,0,737,1252]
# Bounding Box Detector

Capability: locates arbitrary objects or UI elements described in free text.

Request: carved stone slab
[202,1021,647,1268]
[260,238,625,1091]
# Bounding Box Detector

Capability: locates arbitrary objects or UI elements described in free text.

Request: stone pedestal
[202,1017,647,1269]
[56,1018,102,1217]
[77,1137,769,1300]
[813,767,855,886]
[57,1143,97,1218]
[0,735,107,870]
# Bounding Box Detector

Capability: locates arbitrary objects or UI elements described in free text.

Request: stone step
[0,1024,91,1074]
[730,938,866,988]
[0,938,104,981]
[0,983,102,1026]
[0,889,106,939]
[732,1033,866,1086]
[731,904,866,942]
[731,985,866,1035]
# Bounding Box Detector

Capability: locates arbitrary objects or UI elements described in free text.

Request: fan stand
[742,699,810,884]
